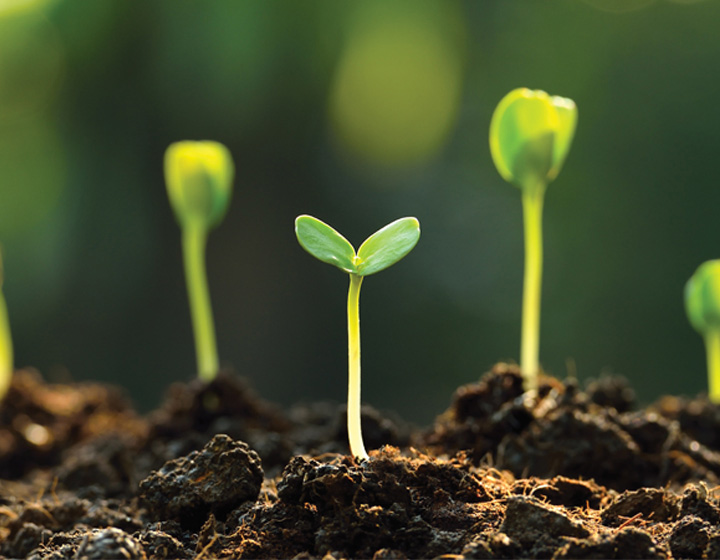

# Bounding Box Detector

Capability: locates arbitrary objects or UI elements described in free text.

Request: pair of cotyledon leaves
[295,215,420,276]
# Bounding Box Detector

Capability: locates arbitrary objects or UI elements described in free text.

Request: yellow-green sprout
[165,141,234,382]
[685,260,720,403]
[0,250,12,401]
[489,88,577,391]
[295,215,420,460]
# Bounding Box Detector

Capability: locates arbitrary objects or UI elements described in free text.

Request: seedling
[164,140,234,382]
[0,250,12,401]
[489,88,577,391]
[685,260,720,403]
[295,215,420,460]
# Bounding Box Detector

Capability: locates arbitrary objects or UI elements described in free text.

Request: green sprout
[685,260,720,403]
[0,250,12,401]
[295,215,421,460]
[489,88,577,391]
[164,140,234,382]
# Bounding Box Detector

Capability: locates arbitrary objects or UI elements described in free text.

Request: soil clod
[138,434,263,528]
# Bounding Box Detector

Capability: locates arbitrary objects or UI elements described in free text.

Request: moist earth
[1,364,720,559]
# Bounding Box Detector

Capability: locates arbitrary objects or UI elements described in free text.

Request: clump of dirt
[143,370,411,478]
[2,363,720,559]
[145,370,291,472]
[139,434,263,528]
[422,363,720,490]
[0,368,146,480]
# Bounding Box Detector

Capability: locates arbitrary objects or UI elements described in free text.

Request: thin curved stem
[347,273,368,460]
[520,184,546,391]
[705,330,720,404]
[182,225,219,382]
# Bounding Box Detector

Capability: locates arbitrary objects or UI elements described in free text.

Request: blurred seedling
[295,215,420,460]
[165,141,234,382]
[489,88,577,392]
[0,249,12,401]
[685,260,720,403]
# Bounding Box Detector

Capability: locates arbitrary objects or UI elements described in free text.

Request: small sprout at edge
[295,215,421,460]
[165,140,235,382]
[489,87,577,392]
[0,250,12,402]
[685,259,720,403]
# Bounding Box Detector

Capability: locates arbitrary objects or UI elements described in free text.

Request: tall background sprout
[165,141,234,382]
[489,88,577,390]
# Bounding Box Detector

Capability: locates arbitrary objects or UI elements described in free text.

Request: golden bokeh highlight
[0,0,54,18]
[0,12,64,121]
[329,1,465,168]
[0,6,66,237]
[0,117,66,237]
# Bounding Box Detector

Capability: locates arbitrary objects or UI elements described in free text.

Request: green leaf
[165,140,235,231]
[549,95,578,182]
[489,88,577,191]
[356,217,420,276]
[295,215,357,273]
[686,260,720,334]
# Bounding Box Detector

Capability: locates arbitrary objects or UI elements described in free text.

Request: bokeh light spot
[0,117,66,237]
[329,1,465,168]
[0,11,64,121]
[0,0,53,18]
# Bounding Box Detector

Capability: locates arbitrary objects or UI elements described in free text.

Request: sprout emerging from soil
[295,215,420,460]
[165,141,234,382]
[489,88,577,391]
[685,259,720,403]
[0,250,11,401]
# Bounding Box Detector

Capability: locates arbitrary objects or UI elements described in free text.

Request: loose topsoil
[2,363,720,559]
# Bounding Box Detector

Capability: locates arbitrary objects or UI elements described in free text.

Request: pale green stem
[520,183,546,391]
[0,292,12,401]
[182,225,219,382]
[705,330,720,404]
[347,273,368,460]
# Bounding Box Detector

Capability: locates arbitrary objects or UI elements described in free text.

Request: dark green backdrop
[0,0,716,425]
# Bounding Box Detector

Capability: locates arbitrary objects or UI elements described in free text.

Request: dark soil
[2,363,720,559]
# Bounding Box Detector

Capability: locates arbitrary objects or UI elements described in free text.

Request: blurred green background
[0,0,717,425]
